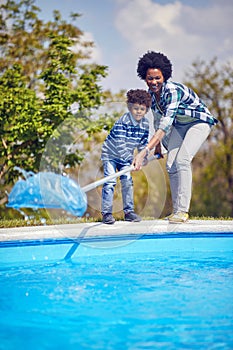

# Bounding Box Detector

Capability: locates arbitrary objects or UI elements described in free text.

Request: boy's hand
[133,149,147,170]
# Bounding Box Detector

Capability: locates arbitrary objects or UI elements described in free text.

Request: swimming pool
[0,228,233,350]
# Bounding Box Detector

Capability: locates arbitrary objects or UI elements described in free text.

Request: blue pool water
[0,233,233,350]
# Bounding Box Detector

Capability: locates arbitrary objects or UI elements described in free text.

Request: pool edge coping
[0,219,232,243]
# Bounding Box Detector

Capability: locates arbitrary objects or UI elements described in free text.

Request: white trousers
[166,121,212,213]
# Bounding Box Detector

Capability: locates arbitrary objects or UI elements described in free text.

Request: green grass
[0,217,100,229]
[189,215,233,221]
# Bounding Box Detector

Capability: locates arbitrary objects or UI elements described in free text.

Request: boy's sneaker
[102,213,115,224]
[169,211,189,223]
[125,212,141,222]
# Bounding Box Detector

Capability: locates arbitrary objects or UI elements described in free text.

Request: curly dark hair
[126,89,152,108]
[137,51,172,81]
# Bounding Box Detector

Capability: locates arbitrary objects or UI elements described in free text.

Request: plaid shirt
[101,112,149,165]
[150,81,218,133]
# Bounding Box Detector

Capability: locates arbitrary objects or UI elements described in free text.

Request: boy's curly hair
[126,89,152,108]
[137,51,172,81]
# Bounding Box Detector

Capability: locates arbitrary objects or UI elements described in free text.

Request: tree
[184,58,233,217]
[0,64,41,183]
[0,0,108,212]
[0,0,85,90]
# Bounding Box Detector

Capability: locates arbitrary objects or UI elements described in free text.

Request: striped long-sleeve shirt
[150,81,218,133]
[101,112,149,165]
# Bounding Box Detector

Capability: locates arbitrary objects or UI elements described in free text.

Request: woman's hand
[154,142,164,158]
[133,130,165,170]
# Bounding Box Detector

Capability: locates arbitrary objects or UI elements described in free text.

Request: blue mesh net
[6,169,87,217]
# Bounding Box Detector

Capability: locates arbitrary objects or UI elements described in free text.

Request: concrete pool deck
[0,219,232,242]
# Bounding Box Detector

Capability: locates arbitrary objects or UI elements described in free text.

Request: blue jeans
[101,160,134,215]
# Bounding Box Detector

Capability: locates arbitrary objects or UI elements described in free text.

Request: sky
[35,0,233,93]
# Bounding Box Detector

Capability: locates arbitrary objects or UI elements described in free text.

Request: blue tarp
[6,170,87,217]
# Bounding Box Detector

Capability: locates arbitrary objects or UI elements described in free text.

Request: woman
[133,51,218,223]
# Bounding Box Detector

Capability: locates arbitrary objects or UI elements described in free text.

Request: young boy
[101,89,152,224]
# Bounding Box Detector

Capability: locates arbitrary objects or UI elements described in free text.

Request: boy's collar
[128,112,142,126]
